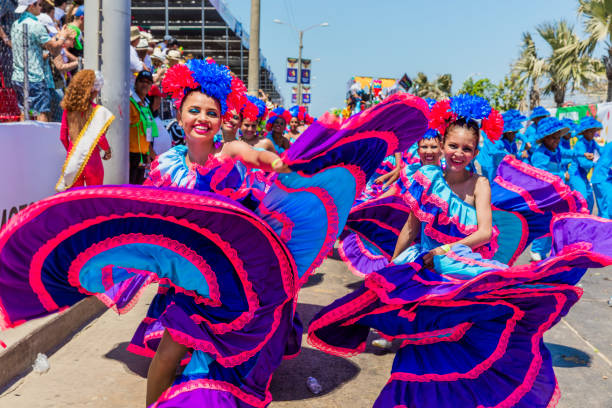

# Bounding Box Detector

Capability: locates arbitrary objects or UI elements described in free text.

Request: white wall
[0,122,65,228]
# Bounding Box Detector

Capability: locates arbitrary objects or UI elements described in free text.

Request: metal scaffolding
[131,0,282,104]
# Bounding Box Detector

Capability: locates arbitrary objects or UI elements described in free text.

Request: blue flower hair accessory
[247,95,267,120]
[430,95,503,141]
[575,116,602,136]
[536,117,569,141]
[529,106,551,121]
[162,59,233,114]
[424,98,437,110]
[422,128,441,140]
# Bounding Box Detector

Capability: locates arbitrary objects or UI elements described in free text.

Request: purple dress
[307,156,612,408]
[0,93,431,407]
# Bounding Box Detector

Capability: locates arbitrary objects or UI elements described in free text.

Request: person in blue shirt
[570,117,601,212]
[592,141,612,219]
[478,109,526,181]
[529,117,569,261]
[519,106,550,163]
[558,118,578,181]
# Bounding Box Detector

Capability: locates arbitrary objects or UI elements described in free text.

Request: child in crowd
[570,116,601,212]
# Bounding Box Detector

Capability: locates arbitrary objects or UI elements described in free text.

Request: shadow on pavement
[104,342,151,377]
[328,247,343,262]
[270,347,360,401]
[547,343,592,368]
[302,272,324,288]
[345,281,363,290]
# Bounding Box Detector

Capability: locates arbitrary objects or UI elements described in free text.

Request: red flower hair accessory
[161,64,198,109]
[481,108,504,142]
[429,99,456,135]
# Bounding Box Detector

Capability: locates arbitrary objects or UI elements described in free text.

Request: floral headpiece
[225,75,248,121]
[536,117,569,141]
[430,94,503,141]
[244,95,268,122]
[289,105,307,121]
[161,59,233,113]
[502,109,527,133]
[266,107,292,131]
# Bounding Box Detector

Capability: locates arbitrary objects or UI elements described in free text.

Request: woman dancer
[307,95,610,408]
[239,95,267,147]
[258,107,292,154]
[56,69,114,191]
[0,80,431,407]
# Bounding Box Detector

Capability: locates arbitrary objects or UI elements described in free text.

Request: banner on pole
[300,59,311,84]
[302,86,311,104]
[286,58,298,83]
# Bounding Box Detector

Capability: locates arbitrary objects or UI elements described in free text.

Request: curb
[0,297,107,390]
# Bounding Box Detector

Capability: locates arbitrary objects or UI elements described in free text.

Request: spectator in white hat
[129,26,144,76]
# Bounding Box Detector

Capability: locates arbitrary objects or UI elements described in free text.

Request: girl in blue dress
[529,117,571,260]
[259,107,292,154]
[570,116,602,212]
[307,96,610,408]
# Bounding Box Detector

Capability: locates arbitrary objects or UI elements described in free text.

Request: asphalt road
[0,251,610,408]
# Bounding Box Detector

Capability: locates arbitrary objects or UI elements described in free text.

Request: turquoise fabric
[79,244,211,298]
[531,144,564,179]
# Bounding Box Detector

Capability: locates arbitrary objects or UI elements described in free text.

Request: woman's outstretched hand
[422,246,448,268]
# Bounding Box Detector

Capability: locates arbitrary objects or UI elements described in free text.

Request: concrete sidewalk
[0,255,610,407]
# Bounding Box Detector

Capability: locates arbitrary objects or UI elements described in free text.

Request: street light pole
[297,31,303,107]
[274,20,327,107]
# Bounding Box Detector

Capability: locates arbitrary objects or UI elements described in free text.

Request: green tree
[537,20,603,107]
[513,32,546,110]
[411,72,453,99]
[574,0,612,101]
[491,73,527,111]
[457,77,496,99]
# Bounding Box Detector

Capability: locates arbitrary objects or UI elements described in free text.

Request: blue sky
[226,0,595,116]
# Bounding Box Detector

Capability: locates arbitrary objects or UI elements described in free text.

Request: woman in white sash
[56,70,114,192]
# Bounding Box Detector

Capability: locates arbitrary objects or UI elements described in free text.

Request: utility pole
[297,31,303,107]
[84,0,130,184]
[248,0,260,95]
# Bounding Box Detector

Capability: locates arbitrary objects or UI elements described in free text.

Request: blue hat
[529,106,551,121]
[536,117,568,141]
[559,118,576,137]
[575,116,602,136]
[74,5,84,17]
[502,109,527,133]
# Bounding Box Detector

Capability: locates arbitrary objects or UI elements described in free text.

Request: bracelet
[271,158,282,169]
[441,244,451,253]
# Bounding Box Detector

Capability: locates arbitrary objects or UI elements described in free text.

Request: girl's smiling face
[417,137,442,166]
[443,125,479,172]
[222,109,241,134]
[178,91,222,144]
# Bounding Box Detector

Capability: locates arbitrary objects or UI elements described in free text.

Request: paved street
[0,251,611,407]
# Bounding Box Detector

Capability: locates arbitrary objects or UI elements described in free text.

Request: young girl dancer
[307,95,610,408]
[571,116,602,212]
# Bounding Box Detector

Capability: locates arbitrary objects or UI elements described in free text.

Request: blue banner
[287,68,297,83]
[302,93,311,104]
[301,69,311,84]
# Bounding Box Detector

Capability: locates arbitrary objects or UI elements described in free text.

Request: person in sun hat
[129,26,144,76]
[519,106,550,162]
[569,116,602,212]
[529,116,571,261]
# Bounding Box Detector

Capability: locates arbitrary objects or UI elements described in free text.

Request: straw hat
[151,47,166,62]
[135,38,149,50]
[130,26,141,42]
[167,49,181,61]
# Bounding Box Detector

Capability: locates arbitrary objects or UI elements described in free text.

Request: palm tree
[576,0,612,101]
[537,20,602,107]
[513,32,546,110]
[411,72,452,99]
